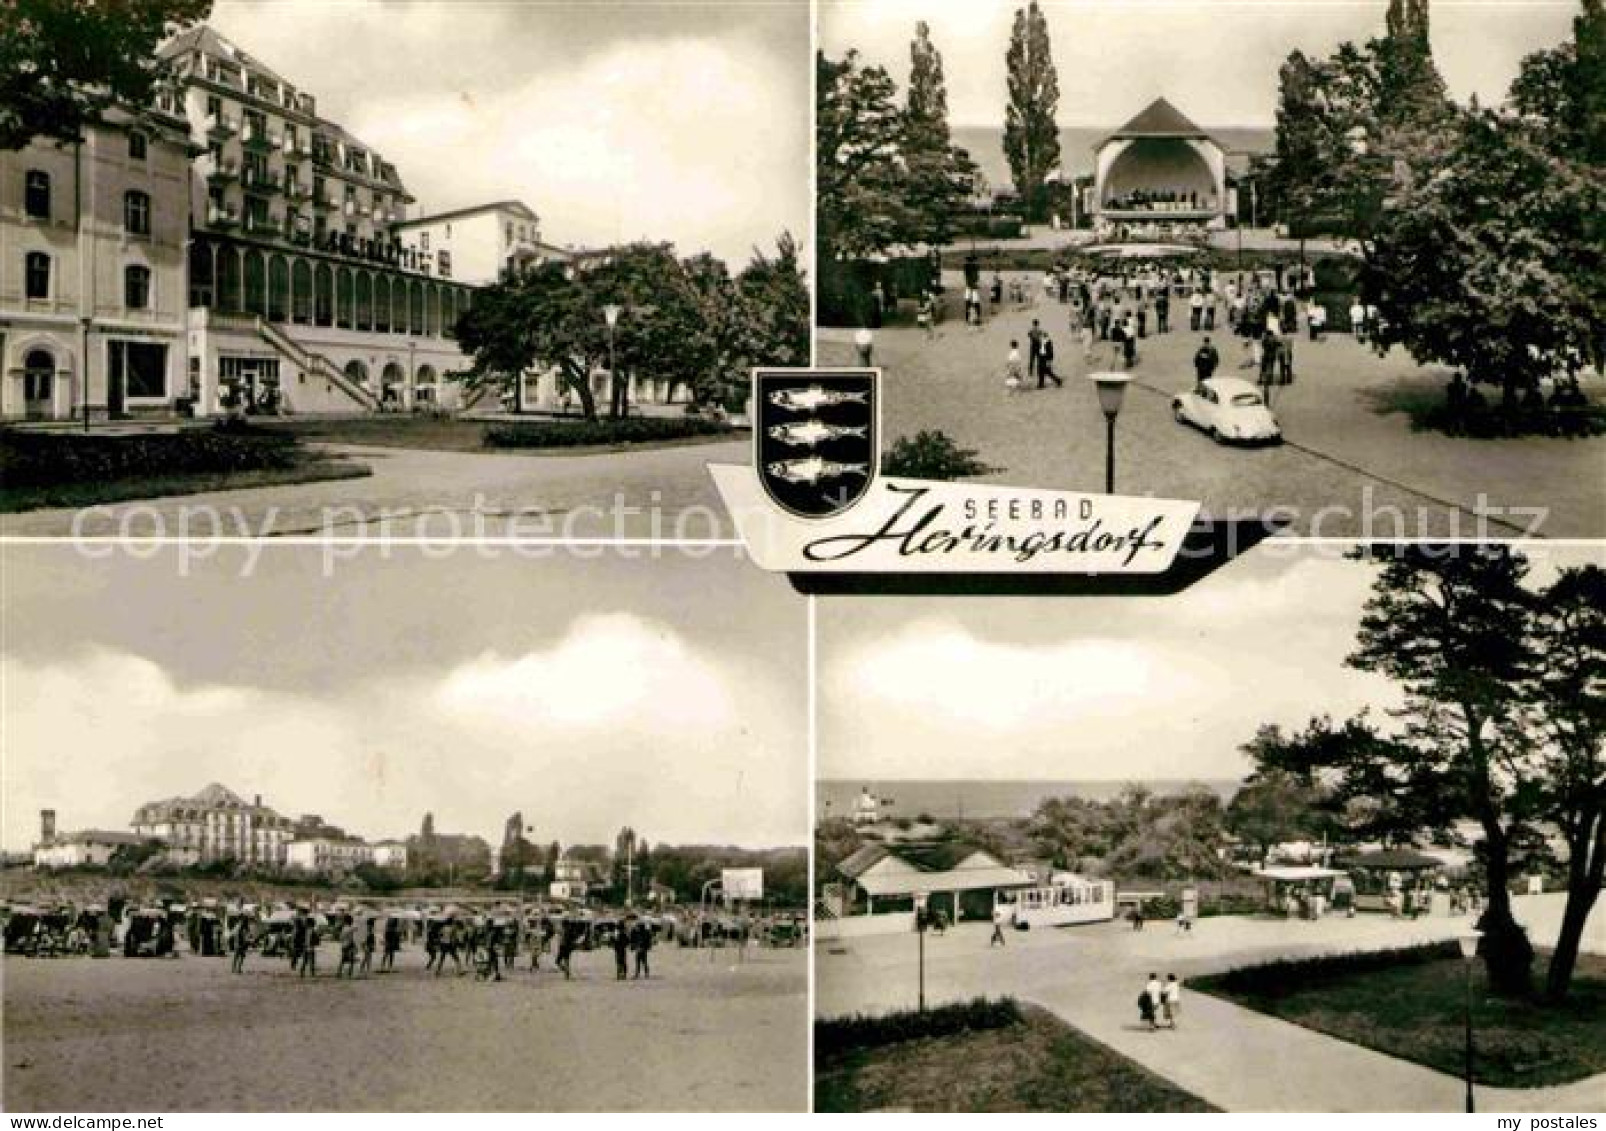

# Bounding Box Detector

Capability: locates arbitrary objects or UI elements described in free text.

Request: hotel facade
[2,27,484,421]
[0,104,197,421]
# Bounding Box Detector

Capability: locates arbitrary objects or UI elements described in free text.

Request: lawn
[1194,945,1606,1088]
[256,414,743,454]
[0,426,369,513]
[815,1001,1216,1113]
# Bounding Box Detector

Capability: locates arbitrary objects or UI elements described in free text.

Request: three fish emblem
[755,372,878,519]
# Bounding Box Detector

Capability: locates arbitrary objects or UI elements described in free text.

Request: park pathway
[0,438,746,540]
[816,893,1605,1112]
[820,271,1604,538]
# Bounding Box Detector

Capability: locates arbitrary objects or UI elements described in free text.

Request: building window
[24,251,50,299]
[123,190,151,236]
[24,170,50,219]
[437,250,452,279]
[125,264,152,309]
[206,94,222,117]
[420,232,429,251]
[109,340,167,399]
[128,132,147,160]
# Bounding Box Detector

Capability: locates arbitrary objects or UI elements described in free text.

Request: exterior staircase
[252,317,379,411]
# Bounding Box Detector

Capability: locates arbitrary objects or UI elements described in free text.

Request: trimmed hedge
[816,996,1023,1058]
[1194,941,1462,1000]
[0,423,302,489]
[481,416,738,449]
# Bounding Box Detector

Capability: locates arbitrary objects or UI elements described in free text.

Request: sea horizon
[818,777,1244,824]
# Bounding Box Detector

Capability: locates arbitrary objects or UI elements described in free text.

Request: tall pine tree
[1003,1,1061,223]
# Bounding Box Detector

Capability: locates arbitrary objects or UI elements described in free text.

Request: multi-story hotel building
[130,782,295,867]
[157,26,480,414]
[1,103,197,421]
[391,200,562,288]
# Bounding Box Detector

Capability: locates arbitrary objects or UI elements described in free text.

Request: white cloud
[2,618,802,853]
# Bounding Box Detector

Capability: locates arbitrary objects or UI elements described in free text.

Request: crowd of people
[1,894,806,982]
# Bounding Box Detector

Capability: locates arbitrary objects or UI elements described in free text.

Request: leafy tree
[1225,760,1333,863]
[454,240,805,419]
[1262,557,1604,1003]
[814,817,866,882]
[719,233,811,410]
[0,0,211,151]
[901,22,976,247]
[1529,564,1606,1001]
[1364,107,1603,402]
[817,50,910,261]
[452,261,603,420]
[544,841,561,887]
[1002,1,1061,223]
[1030,795,1110,869]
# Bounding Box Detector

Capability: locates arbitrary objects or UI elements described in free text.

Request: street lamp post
[1458,929,1482,1113]
[1086,371,1133,493]
[603,303,622,418]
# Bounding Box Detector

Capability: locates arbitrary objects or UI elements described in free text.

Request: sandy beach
[3,942,807,1111]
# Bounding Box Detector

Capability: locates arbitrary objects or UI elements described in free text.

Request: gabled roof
[1098,98,1216,148]
[160,26,295,93]
[191,782,248,808]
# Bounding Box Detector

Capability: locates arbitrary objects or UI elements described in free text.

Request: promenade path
[1,438,746,540]
[816,893,1605,1112]
[820,275,1605,538]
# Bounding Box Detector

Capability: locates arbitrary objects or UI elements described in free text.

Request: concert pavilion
[1088,98,1236,230]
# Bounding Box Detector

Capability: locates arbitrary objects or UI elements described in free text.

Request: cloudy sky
[2,545,804,853]
[820,544,1600,784]
[821,0,1580,127]
[204,0,810,265]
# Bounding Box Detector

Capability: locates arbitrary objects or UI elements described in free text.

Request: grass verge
[1194,944,1606,1088]
[0,425,369,513]
[254,414,743,455]
[815,998,1217,1112]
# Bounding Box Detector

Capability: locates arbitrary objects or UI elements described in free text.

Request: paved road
[816,893,1605,1113]
[1,439,747,540]
[821,283,1605,538]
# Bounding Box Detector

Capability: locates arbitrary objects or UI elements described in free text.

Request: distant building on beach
[33,821,146,869]
[130,782,294,866]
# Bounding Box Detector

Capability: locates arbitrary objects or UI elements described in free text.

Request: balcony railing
[242,168,282,194]
[204,111,238,136]
[311,193,334,212]
[244,212,282,235]
[207,203,240,228]
[202,155,239,181]
[242,122,280,150]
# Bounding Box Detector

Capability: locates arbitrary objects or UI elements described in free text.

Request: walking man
[295,909,317,978]
[1144,972,1163,1031]
[1192,337,1219,392]
[1037,335,1063,388]
[1027,319,1045,379]
[612,921,631,981]
[1189,289,1203,331]
[381,916,400,972]
[336,914,358,979]
[229,914,250,975]
[632,919,653,979]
